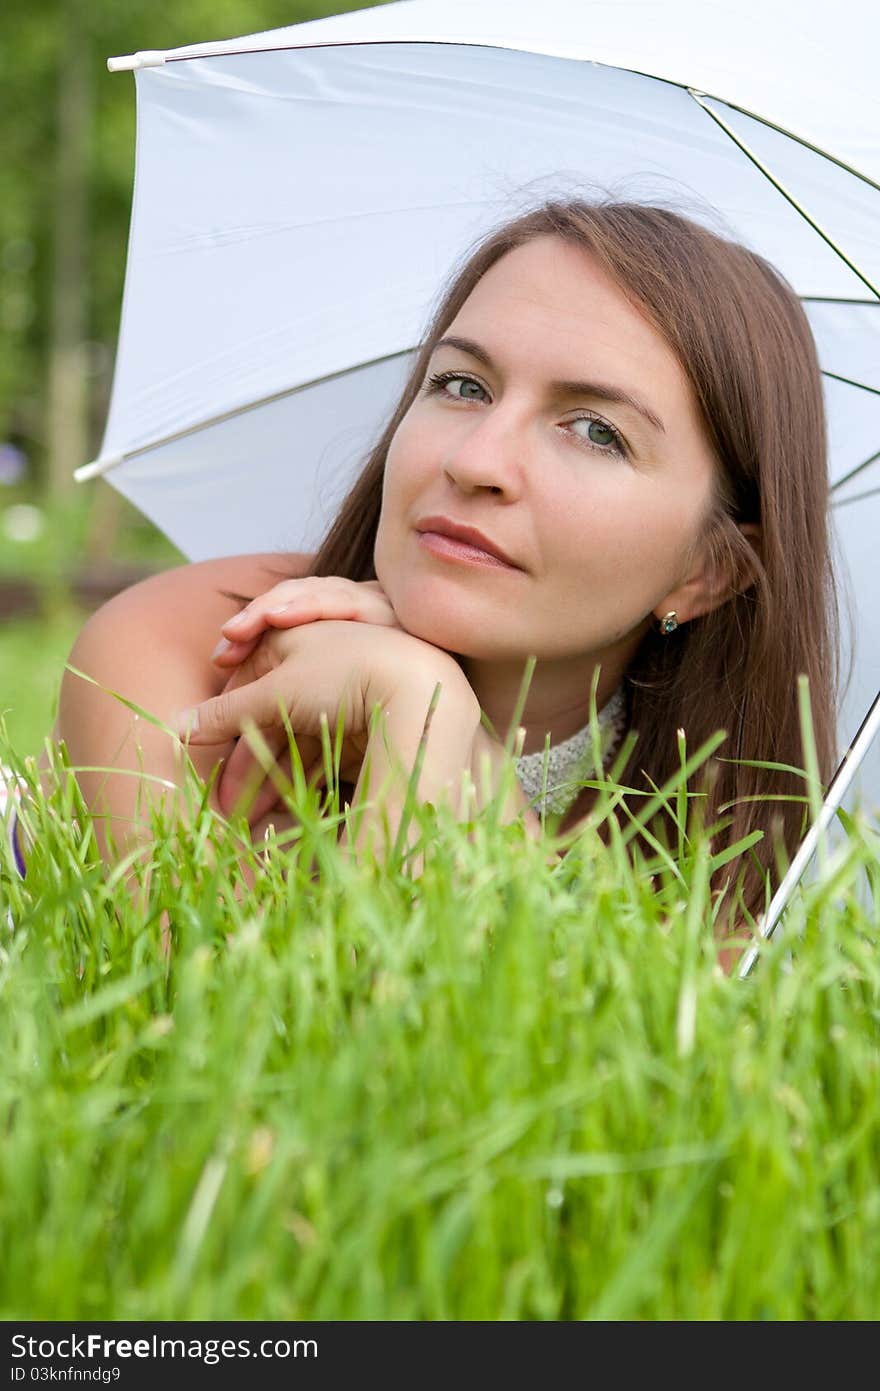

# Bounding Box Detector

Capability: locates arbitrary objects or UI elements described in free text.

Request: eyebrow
[433,335,666,436]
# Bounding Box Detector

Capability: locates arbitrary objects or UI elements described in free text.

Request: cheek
[374,425,428,585]
[381,420,430,510]
[544,484,699,600]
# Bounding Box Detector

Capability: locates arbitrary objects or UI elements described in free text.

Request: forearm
[469,723,543,844]
[340,676,481,870]
[340,683,543,873]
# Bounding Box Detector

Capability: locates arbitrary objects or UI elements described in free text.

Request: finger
[211,635,261,666]
[220,595,360,639]
[175,673,293,746]
[262,601,403,631]
[221,727,327,821]
[218,724,290,821]
[219,579,400,640]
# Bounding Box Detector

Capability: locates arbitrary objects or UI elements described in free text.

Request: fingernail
[224,611,248,629]
[176,709,199,740]
[267,604,291,615]
[211,638,231,660]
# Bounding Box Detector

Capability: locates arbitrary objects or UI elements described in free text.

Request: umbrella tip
[108,51,167,73]
[74,455,124,483]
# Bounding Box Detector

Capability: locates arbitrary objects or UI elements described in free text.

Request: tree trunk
[46,0,91,504]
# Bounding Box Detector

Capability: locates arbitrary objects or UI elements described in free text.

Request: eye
[568,414,626,457]
[425,370,490,402]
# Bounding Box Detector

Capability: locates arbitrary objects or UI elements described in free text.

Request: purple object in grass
[2,767,27,933]
[1,764,28,882]
[9,809,27,879]
[0,443,26,485]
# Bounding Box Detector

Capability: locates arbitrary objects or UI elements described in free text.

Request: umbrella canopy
[78,0,880,821]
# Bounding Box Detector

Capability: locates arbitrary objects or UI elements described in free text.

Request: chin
[399,615,476,660]
[403,615,466,652]
[387,575,507,657]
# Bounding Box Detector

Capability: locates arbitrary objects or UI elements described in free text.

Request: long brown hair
[241,200,843,930]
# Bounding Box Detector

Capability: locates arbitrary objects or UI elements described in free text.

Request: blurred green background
[0,0,390,759]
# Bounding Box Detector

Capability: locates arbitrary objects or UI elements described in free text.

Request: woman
[18,198,841,933]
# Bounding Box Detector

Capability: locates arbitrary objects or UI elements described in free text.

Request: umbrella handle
[737,687,880,978]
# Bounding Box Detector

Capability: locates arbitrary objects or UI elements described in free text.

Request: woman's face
[374,234,720,686]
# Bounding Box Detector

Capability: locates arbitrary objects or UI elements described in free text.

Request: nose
[441,401,526,495]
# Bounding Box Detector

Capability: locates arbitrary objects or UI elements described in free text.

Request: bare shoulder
[60,549,318,735]
[180,549,317,595]
[83,550,317,637]
[130,549,316,607]
[47,550,317,850]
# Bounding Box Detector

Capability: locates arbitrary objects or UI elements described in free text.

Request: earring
[659,611,679,635]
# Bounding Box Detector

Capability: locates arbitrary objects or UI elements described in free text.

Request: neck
[455,653,627,753]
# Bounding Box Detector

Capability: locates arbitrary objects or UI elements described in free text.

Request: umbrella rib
[829,447,880,497]
[74,348,417,482]
[804,296,880,307]
[699,95,880,199]
[819,378,880,493]
[688,91,880,305]
[821,370,880,399]
[737,688,880,979]
[831,481,880,509]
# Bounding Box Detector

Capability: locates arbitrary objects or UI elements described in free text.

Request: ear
[653,522,763,626]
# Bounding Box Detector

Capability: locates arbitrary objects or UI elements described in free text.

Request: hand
[210,576,404,671]
[177,619,476,824]
[207,577,407,822]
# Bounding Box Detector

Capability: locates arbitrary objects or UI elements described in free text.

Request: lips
[418,530,518,571]
[415,515,520,568]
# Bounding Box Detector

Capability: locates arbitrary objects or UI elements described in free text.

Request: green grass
[0,481,181,756]
[1,698,879,1320]
[0,604,87,757]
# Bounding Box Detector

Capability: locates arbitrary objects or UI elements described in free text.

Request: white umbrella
[75,0,880,941]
